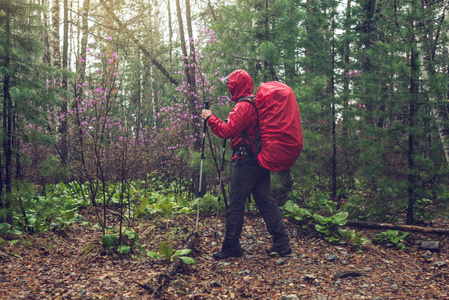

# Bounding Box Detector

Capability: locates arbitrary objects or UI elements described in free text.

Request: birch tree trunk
[176,0,200,150]
[420,2,449,166]
[167,0,173,63]
[78,0,90,89]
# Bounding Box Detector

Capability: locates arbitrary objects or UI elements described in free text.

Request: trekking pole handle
[201,101,210,160]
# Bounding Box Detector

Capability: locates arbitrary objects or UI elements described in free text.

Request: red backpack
[253,82,303,172]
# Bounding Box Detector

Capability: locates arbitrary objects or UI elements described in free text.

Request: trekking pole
[214,120,227,238]
[196,100,210,233]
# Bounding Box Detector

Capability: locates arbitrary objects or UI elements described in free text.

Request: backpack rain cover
[255,82,303,172]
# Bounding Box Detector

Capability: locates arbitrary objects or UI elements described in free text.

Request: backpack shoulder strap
[239,96,256,107]
[238,96,260,154]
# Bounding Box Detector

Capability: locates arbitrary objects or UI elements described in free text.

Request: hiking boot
[213,246,244,260]
[265,245,292,257]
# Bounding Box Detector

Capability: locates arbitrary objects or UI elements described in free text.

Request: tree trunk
[346,220,449,234]
[185,0,196,92]
[329,9,337,201]
[167,0,173,63]
[343,0,351,137]
[208,0,217,22]
[420,2,449,166]
[406,14,419,225]
[2,0,13,223]
[42,0,52,65]
[77,0,90,90]
[176,0,200,150]
[52,0,61,68]
[60,0,69,164]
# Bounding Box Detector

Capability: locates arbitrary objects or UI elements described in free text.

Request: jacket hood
[226,70,254,102]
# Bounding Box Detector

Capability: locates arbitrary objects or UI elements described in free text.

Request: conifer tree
[0,0,56,221]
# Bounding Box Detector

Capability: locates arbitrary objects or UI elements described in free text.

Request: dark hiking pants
[221,156,289,251]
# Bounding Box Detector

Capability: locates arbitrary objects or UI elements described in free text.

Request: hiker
[201,69,292,260]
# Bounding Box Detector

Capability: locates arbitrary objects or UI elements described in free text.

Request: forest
[1,0,449,299]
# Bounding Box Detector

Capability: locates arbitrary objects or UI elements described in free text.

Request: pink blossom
[86,48,91,52]
[100,53,105,57]
[107,36,112,40]
[109,59,114,64]
[79,57,84,62]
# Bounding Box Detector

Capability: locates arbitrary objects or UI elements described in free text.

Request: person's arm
[201,102,254,139]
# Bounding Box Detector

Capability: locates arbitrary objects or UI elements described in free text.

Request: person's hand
[202,109,212,120]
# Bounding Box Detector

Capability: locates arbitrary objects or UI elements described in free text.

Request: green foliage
[373,230,409,250]
[0,236,21,258]
[10,182,84,233]
[284,201,369,246]
[100,229,144,256]
[0,222,22,236]
[102,234,118,249]
[194,193,220,214]
[147,241,196,265]
[313,211,349,243]
[338,229,370,247]
[117,245,131,255]
[100,227,144,255]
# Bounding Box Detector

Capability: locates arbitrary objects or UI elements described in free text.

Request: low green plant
[101,229,144,255]
[194,193,220,214]
[372,230,409,250]
[284,200,314,228]
[338,229,370,247]
[152,195,175,216]
[0,223,22,258]
[313,211,349,243]
[0,222,22,236]
[147,241,196,265]
[284,200,369,246]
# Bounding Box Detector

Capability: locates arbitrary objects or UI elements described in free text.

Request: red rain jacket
[207,70,259,154]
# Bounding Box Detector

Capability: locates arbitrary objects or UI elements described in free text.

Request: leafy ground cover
[1,208,448,299]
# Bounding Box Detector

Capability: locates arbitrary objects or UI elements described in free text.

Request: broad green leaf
[125,230,139,241]
[159,242,173,260]
[173,249,192,259]
[174,249,191,256]
[136,243,144,252]
[64,210,75,221]
[399,233,409,240]
[10,251,22,258]
[313,214,329,225]
[139,197,149,213]
[179,207,190,214]
[332,212,349,225]
[315,224,326,232]
[284,200,299,214]
[0,223,12,232]
[102,234,118,249]
[117,245,131,255]
[179,256,196,265]
[147,251,162,259]
[7,230,22,236]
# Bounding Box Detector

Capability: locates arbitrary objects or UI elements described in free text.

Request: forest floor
[1,207,448,300]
